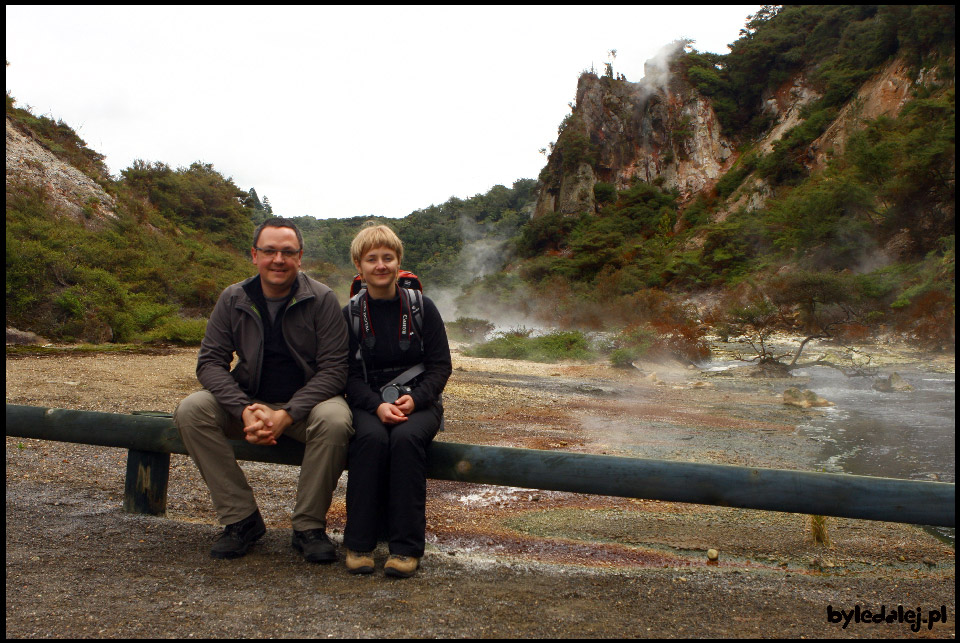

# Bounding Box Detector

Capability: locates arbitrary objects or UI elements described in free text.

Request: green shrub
[593,182,617,205]
[558,131,596,173]
[607,324,657,367]
[464,329,594,362]
[445,317,494,343]
[54,290,85,319]
[464,329,531,360]
[516,211,582,257]
[517,255,570,284]
[609,348,639,368]
[143,317,208,345]
[131,301,178,329]
[120,160,254,253]
[680,196,712,228]
[533,330,593,360]
[687,64,727,96]
[715,153,759,199]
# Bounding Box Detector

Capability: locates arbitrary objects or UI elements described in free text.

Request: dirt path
[5,346,955,638]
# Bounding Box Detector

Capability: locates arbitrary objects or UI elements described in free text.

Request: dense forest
[5,5,955,361]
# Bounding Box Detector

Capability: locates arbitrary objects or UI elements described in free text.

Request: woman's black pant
[343,404,441,557]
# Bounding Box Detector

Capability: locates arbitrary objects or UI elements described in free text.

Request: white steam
[431,210,546,333]
[620,38,691,107]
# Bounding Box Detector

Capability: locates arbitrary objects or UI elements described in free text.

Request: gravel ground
[5,345,956,638]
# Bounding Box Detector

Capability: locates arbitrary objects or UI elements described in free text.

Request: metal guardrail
[5,404,955,527]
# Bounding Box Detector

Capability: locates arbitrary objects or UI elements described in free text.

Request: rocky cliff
[535,47,734,218]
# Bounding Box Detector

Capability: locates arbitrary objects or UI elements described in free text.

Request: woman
[341,224,452,577]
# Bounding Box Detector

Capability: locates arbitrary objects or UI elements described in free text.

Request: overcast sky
[7,5,760,220]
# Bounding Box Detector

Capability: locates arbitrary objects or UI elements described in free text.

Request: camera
[380,383,413,404]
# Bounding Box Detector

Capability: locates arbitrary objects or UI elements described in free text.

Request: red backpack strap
[350,274,364,297]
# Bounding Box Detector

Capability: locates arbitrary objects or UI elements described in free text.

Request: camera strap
[382,363,425,387]
[357,288,415,353]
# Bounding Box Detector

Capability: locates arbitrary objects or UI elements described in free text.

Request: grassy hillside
[6,96,257,344]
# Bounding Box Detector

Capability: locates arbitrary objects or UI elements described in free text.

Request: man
[174,217,353,562]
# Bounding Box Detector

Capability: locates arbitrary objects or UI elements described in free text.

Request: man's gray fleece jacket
[196,272,349,421]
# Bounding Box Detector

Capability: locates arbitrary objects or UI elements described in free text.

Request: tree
[769,271,865,366]
[262,195,273,216]
[725,271,880,375]
[727,293,783,365]
[246,187,264,211]
[243,187,266,224]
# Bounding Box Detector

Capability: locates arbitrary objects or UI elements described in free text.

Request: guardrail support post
[123,449,170,516]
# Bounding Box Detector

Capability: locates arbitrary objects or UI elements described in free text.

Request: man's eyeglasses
[255,247,301,259]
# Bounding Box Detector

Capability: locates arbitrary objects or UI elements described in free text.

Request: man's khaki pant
[174,390,353,530]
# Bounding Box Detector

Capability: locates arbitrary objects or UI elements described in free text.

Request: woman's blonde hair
[350,224,404,267]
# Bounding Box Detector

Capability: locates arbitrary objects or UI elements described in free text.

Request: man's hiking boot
[345,550,375,575]
[210,509,266,559]
[384,555,419,578]
[291,528,337,563]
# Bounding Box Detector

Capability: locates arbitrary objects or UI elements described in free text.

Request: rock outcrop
[757,74,823,156]
[783,387,835,408]
[6,327,48,346]
[6,117,118,227]
[535,46,734,218]
[872,372,915,392]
